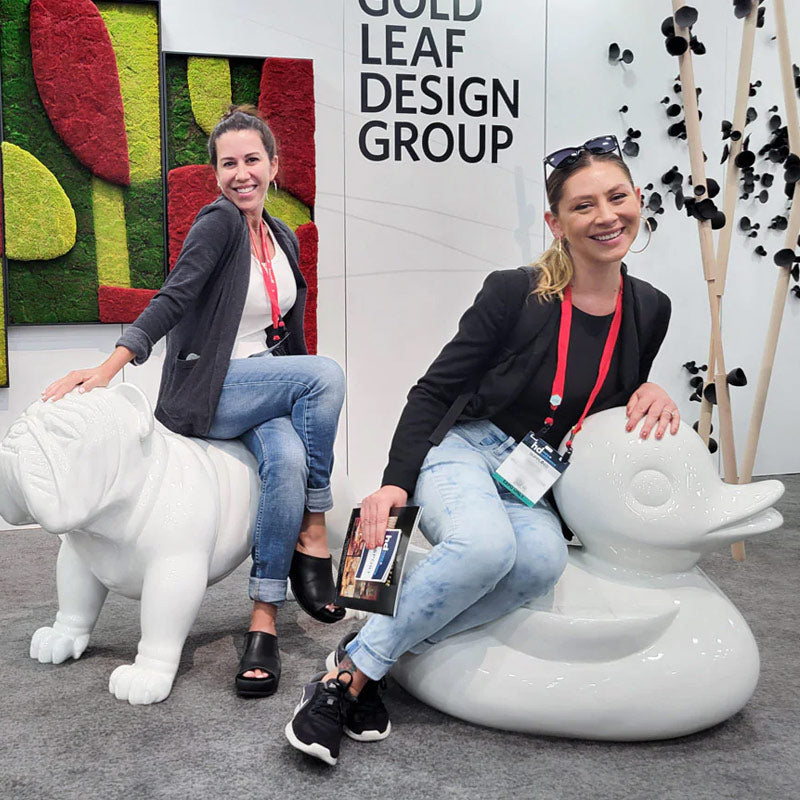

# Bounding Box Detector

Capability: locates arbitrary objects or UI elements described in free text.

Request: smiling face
[213,128,279,225]
[545,160,642,271]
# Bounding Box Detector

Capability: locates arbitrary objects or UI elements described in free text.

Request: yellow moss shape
[92,177,130,287]
[1,141,76,260]
[97,3,161,182]
[268,189,311,232]
[187,58,232,136]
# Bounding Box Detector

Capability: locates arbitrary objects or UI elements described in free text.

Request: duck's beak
[702,479,784,544]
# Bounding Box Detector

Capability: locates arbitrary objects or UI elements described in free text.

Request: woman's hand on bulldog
[359,484,408,550]
[42,346,135,402]
[625,382,680,440]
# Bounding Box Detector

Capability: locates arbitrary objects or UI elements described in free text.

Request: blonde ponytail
[530,237,573,303]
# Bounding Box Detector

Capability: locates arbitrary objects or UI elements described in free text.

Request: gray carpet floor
[1,476,798,800]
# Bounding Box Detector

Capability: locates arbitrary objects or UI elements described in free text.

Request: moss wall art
[0,0,164,346]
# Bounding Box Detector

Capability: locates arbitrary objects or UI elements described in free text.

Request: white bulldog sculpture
[392,407,785,741]
[0,384,260,705]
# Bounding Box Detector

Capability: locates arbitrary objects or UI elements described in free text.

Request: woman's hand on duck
[359,484,408,550]
[625,382,680,440]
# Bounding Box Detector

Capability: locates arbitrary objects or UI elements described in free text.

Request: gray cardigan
[117,195,308,436]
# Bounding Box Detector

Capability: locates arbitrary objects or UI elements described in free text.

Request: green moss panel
[2,141,76,259]
[125,176,164,289]
[187,57,231,136]
[96,2,164,290]
[1,0,97,322]
[230,59,262,108]
[92,176,129,286]
[269,189,310,232]
[166,55,209,168]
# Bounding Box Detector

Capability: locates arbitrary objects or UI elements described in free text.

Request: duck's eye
[630,469,672,508]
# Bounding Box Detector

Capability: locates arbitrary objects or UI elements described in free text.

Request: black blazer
[382,266,671,494]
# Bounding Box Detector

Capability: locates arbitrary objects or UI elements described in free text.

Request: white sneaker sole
[326,651,392,742]
[284,719,338,766]
[345,720,392,742]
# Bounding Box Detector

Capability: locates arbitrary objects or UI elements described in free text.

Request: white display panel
[344,0,547,496]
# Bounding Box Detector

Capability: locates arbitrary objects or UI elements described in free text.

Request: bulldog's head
[0,384,155,533]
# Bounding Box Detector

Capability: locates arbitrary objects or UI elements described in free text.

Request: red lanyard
[248,219,285,341]
[543,274,623,453]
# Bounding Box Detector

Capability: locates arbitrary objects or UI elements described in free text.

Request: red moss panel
[259,59,315,208]
[296,221,318,355]
[167,164,218,270]
[98,286,157,323]
[29,0,130,186]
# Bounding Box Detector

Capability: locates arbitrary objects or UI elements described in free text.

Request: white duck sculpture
[391,407,785,740]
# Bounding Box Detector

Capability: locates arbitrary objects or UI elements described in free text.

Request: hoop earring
[629,217,652,254]
[555,236,566,258]
[266,180,278,202]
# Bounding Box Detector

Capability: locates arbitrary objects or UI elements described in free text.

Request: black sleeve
[381,269,530,494]
[638,290,671,384]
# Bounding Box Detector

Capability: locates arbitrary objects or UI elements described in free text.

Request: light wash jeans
[207,354,345,605]
[346,419,568,680]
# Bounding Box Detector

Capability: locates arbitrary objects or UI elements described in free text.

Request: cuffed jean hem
[249,576,288,606]
[346,635,393,681]
[306,484,333,513]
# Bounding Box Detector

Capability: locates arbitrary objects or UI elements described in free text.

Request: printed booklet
[335,505,422,616]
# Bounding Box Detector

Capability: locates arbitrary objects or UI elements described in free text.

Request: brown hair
[532,151,636,302]
[207,104,277,166]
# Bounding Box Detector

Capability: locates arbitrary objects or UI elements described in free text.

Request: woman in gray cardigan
[43,106,345,698]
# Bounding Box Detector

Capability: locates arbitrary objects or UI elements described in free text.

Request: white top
[231,229,297,359]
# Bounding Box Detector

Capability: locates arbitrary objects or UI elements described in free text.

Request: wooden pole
[671,1,739,498]
[698,6,757,446]
[738,0,800,487]
[702,4,758,560]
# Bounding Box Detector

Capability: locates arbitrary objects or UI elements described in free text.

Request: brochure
[335,505,422,616]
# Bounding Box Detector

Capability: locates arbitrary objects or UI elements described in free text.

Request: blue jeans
[346,419,568,680]
[207,354,345,605]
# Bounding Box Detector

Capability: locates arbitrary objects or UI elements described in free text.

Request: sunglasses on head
[543,135,622,170]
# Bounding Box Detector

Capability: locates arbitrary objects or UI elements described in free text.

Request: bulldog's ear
[110,383,155,440]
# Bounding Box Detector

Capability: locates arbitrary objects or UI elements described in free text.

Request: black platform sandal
[235,631,281,697]
[289,550,346,624]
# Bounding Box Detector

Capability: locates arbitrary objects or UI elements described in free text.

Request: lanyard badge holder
[493,276,623,507]
[248,219,287,345]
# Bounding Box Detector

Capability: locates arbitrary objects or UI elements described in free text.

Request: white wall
[1,0,798,529]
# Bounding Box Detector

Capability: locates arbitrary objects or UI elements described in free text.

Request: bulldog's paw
[30,624,89,664]
[108,656,176,705]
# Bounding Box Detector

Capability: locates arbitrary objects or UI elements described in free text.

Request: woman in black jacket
[43,106,346,698]
[286,135,679,765]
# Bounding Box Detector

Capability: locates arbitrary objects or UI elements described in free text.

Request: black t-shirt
[491,306,623,448]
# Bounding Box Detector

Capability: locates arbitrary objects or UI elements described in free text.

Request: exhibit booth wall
[1,0,798,528]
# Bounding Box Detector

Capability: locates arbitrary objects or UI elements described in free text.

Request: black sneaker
[285,671,353,765]
[325,633,392,742]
